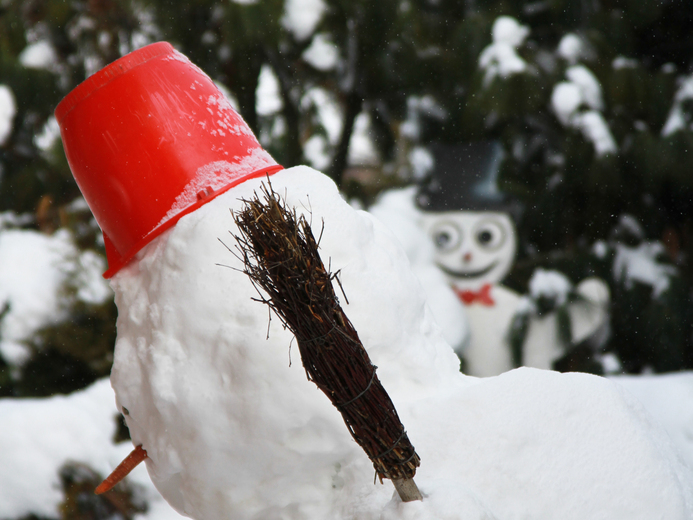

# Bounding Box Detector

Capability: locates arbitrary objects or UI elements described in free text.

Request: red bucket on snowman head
[55,42,283,278]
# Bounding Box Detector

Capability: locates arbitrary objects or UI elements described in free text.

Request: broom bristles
[231,181,421,484]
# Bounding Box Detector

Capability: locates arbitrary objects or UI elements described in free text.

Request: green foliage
[13,299,117,397]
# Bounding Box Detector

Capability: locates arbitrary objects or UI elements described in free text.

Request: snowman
[55,43,692,519]
[417,143,610,376]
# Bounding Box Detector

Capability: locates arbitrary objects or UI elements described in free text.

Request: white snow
[478,16,529,86]
[565,65,604,111]
[618,214,646,239]
[551,82,583,125]
[601,352,623,374]
[610,215,675,297]
[302,87,343,143]
[302,33,340,71]
[408,146,434,180]
[301,87,344,170]
[100,166,693,519]
[0,227,110,365]
[303,134,332,171]
[609,372,693,470]
[491,16,529,47]
[662,75,693,136]
[551,66,616,156]
[19,40,58,70]
[159,148,278,226]
[347,112,380,166]
[72,249,113,304]
[613,241,676,298]
[34,115,61,152]
[255,64,283,116]
[213,81,240,112]
[593,239,608,259]
[528,268,573,306]
[0,378,185,520]
[5,370,693,520]
[613,56,638,70]
[2,169,693,518]
[400,95,447,141]
[573,110,618,156]
[0,84,16,146]
[557,33,584,64]
[282,0,327,41]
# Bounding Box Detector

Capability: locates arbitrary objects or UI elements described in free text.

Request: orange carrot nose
[95,444,148,494]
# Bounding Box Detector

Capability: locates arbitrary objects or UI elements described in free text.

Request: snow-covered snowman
[417,142,610,376]
[54,42,692,520]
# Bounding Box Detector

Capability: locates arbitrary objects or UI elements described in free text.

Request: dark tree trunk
[328,92,362,186]
[224,45,264,134]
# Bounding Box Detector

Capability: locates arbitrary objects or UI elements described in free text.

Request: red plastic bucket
[55,41,283,277]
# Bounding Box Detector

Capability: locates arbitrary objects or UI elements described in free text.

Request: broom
[230,182,422,502]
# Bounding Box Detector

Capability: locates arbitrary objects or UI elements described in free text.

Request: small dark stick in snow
[231,182,423,502]
[95,444,148,494]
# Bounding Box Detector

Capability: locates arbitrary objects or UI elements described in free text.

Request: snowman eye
[474,220,506,250]
[430,222,461,252]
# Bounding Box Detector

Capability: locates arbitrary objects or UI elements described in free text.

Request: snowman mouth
[437,261,499,279]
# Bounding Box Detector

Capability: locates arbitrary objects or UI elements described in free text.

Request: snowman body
[110,166,465,519]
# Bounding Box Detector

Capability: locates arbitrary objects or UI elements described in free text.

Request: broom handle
[393,478,423,502]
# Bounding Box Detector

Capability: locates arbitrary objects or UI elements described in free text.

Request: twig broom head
[232,181,422,501]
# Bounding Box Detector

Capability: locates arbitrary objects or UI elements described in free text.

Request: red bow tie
[456,284,495,306]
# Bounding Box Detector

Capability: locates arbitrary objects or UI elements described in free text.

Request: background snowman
[416,142,610,377]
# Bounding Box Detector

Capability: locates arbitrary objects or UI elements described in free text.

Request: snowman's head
[421,210,517,290]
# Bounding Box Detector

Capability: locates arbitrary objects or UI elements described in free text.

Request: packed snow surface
[107,166,693,519]
[0,379,184,520]
[3,372,693,520]
[611,372,693,470]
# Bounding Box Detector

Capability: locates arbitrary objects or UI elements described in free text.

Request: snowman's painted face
[422,211,517,290]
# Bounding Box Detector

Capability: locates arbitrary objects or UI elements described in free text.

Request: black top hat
[416,141,519,217]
